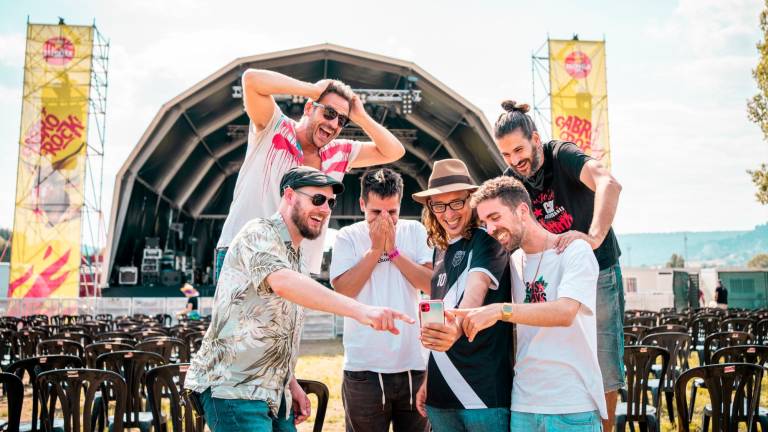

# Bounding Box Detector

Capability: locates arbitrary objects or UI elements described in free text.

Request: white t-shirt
[510,239,607,419]
[217,105,362,274]
[329,219,433,373]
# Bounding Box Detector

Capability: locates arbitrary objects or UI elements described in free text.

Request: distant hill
[617,224,768,267]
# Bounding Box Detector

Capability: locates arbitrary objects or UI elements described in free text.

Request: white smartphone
[419,300,445,327]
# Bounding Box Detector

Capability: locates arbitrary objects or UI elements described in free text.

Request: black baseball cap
[280,166,345,196]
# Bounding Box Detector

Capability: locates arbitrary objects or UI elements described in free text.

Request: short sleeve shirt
[186,213,306,418]
[217,104,362,273]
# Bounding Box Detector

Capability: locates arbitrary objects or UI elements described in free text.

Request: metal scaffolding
[531,40,552,142]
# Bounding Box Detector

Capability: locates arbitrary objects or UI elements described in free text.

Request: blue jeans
[200,388,296,432]
[425,405,509,432]
[596,263,625,392]
[510,411,602,431]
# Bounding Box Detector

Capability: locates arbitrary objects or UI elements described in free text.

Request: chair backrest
[298,379,330,432]
[624,333,639,346]
[660,315,689,326]
[711,345,768,366]
[37,339,85,359]
[96,350,166,426]
[154,314,173,327]
[626,316,657,328]
[37,368,127,432]
[691,315,721,347]
[96,331,134,342]
[640,332,691,388]
[17,329,45,359]
[0,372,24,432]
[136,337,190,363]
[647,324,688,336]
[56,331,93,347]
[754,319,768,345]
[95,314,113,322]
[720,318,755,334]
[674,363,764,432]
[1,329,18,368]
[84,342,134,368]
[623,345,670,422]
[703,332,754,366]
[146,363,203,432]
[131,330,168,341]
[7,355,83,432]
[623,325,651,341]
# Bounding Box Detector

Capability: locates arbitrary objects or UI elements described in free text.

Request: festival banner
[9,24,93,298]
[548,39,611,167]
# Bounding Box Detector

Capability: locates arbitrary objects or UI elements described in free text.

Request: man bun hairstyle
[361,168,404,203]
[494,99,537,140]
[470,176,533,215]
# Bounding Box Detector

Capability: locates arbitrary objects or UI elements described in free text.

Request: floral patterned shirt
[185,213,306,418]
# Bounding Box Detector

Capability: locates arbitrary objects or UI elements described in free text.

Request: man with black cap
[186,167,415,432]
[213,69,406,284]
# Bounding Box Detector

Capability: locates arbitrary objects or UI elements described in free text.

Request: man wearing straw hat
[412,159,513,431]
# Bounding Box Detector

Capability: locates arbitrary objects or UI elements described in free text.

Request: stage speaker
[118,267,138,285]
[161,270,182,286]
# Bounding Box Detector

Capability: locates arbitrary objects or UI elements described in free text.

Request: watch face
[502,304,514,313]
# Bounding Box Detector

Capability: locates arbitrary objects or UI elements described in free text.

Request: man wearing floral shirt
[186,167,414,432]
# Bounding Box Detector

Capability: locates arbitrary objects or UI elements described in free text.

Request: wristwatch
[500,303,514,322]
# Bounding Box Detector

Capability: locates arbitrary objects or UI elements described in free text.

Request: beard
[511,143,544,179]
[291,202,323,240]
[493,227,524,252]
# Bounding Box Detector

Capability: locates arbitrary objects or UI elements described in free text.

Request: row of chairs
[0,354,330,432]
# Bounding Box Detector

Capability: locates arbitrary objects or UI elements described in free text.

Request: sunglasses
[429,196,468,214]
[312,102,350,128]
[295,189,337,209]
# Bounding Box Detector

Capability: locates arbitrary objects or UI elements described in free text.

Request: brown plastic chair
[136,337,190,363]
[640,332,691,422]
[616,345,670,432]
[37,368,127,432]
[675,363,763,432]
[84,342,134,369]
[0,372,24,432]
[298,379,330,432]
[146,363,202,432]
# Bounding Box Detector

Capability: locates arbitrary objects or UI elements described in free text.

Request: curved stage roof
[105,44,505,283]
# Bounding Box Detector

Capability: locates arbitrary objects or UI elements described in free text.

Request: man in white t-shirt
[455,176,607,431]
[214,69,406,282]
[330,168,433,432]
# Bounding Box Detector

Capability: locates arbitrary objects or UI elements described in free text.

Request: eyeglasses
[312,102,350,128]
[294,189,337,209]
[429,196,468,213]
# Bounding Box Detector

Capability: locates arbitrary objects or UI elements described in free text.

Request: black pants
[342,370,429,432]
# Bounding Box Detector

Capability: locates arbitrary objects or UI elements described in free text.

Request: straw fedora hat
[412,159,478,204]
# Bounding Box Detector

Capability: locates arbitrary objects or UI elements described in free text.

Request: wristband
[387,248,400,261]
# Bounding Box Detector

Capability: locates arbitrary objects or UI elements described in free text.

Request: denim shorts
[199,388,295,432]
[596,263,626,392]
[510,410,601,431]
[426,405,509,432]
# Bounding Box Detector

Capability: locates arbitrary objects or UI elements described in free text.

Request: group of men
[184,70,624,432]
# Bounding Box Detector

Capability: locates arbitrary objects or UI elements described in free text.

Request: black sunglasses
[295,189,337,209]
[429,196,468,214]
[312,102,350,128]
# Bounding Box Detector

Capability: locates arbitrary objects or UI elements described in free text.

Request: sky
[0,0,766,238]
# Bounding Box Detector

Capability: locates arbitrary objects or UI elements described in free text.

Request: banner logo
[43,37,75,65]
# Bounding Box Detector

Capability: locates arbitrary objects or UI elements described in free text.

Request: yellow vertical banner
[9,24,93,298]
[548,39,610,167]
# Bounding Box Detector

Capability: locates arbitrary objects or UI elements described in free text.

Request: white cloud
[0,33,25,67]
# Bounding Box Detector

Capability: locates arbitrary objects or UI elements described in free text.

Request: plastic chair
[640,332,691,422]
[37,368,127,432]
[675,363,763,432]
[0,372,24,432]
[616,345,670,432]
[84,343,134,369]
[691,315,721,363]
[298,379,330,432]
[96,351,167,432]
[624,325,651,342]
[146,363,202,432]
[136,337,190,363]
[7,355,83,432]
[646,324,688,336]
[720,318,755,334]
[37,339,84,359]
[754,319,768,346]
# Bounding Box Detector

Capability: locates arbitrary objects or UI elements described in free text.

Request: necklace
[523,234,552,290]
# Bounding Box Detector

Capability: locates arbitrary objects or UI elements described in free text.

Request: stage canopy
[105,44,505,284]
